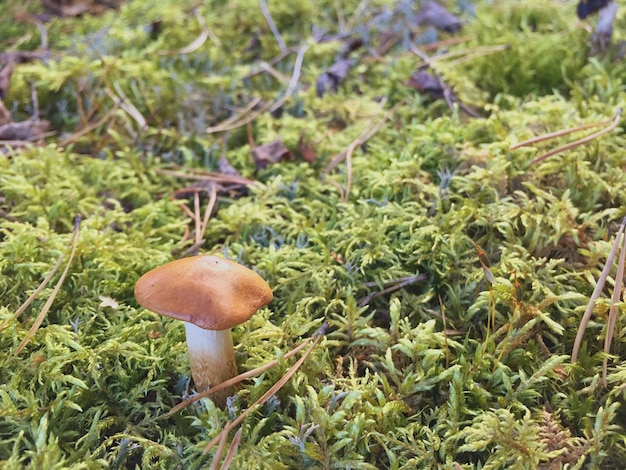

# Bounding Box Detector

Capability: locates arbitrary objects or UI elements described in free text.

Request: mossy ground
[1,0,626,468]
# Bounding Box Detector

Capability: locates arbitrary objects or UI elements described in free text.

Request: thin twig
[15,216,81,354]
[156,168,256,187]
[572,217,626,363]
[105,83,146,130]
[529,108,622,165]
[203,323,327,455]
[29,82,39,119]
[269,41,310,114]
[602,224,625,386]
[259,0,286,52]
[0,248,66,333]
[325,98,405,202]
[165,334,315,416]
[193,192,202,247]
[58,103,120,147]
[157,8,216,56]
[357,273,425,306]
[206,41,311,133]
[200,183,218,236]
[219,428,243,470]
[511,114,617,150]
[209,429,230,470]
[207,97,262,133]
[431,44,510,67]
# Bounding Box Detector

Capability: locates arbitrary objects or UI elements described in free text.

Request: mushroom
[134,255,273,407]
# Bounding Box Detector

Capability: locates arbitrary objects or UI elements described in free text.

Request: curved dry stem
[166,333,314,416]
[572,217,626,363]
[15,216,81,354]
[529,108,622,165]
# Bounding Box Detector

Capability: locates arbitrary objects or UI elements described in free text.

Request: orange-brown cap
[135,255,273,330]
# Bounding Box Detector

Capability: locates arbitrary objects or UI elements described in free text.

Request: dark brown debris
[414,1,463,34]
[406,69,481,117]
[316,58,356,97]
[41,0,125,18]
[0,119,50,141]
[297,133,317,163]
[251,138,292,169]
[406,69,447,100]
[0,62,15,100]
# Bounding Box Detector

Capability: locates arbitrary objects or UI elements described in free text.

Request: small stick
[357,273,425,307]
[165,334,315,416]
[218,428,243,470]
[207,98,262,133]
[602,224,625,386]
[572,217,626,363]
[259,0,286,52]
[193,192,202,247]
[209,429,230,470]
[529,108,622,165]
[432,44,510,67]
[203,329,325,454]
[157,168,256,187]
[0,247,66,333]
[15,216,81,354]
[206,41,311,133]
[325,98,405,201]
[58,103,120,147]
[200,184,218,237]
[157,8,217,56]
[511,115,616,150]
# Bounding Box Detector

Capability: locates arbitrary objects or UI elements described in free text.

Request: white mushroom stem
[184,322,237,406]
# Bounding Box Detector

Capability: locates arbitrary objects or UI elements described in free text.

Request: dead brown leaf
[414,1,463,34]
[251,138,292,169]
[297,133,317,163]
[316,58,356,97]
[406,68,481,117]
[406,69,447,100]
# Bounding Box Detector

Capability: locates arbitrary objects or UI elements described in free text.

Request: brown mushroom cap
[135,255,273,330]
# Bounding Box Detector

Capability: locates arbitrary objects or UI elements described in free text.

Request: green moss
[1,0,626,468]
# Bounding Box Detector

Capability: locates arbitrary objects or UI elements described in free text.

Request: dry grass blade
[325,98,404,202]
[207,41,311,134]
[165,334,315,416]
[528,108,622,165]
[57,103,120,147]
[200,183,218,238]
[209,429,230,470]
[157,168,256,187]
[357,273,425,307]
[259,0,286,52]
[218,428,242,470]
[602,224,626,386]
[157,8,216,56]
[572,217,626,363]
[0,246,66,333]
[510,114,616,150]
[15,216,81,354]
[203,324,327,455]
[107,82,147,129]
[205,98,262,133]
[438,44,510,67]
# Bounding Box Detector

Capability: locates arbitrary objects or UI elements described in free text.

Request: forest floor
[1,0,625,468]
